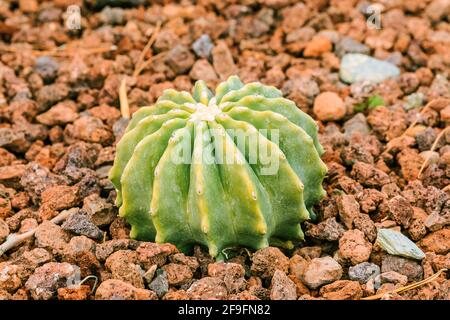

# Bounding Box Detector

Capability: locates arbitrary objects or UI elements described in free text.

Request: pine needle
[119,22,162,119]
[361,268,448,300]
[417,127,449,178]
[119,78,130,119]
[384,104,431,154]
[133,21,161,78]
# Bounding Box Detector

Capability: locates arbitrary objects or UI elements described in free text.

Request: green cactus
[109,76,327,259]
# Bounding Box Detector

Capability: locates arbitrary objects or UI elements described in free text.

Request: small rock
[36,83,69,111]
[148,269,169,298]
[381,255,423,282]
[192,34,214,59]
[418,228,450,254]
[62,209,103,240]
[343,113,370,138]
[136,242,178,269]
[353,214,377,242]
[20,163,66,204]
[387,195,414,228]
[376,228,425,260]
[0,219,9,243]
[95,279,157,300]
[187,277,228,300]
[100,6,125,25]
[348,262,380,284]
[57,285,90,300]
[25,262,80,300]
[302,256,343,289]
[0,165,27,189]
[35,220,69,255]
[337,194,360,229]
[250,247,289,279]
[212,41,237,80]
[0,263,21,293]
[294,246,322,261]
[36,101,78,126]
[109,217,130,239]
[143,265,157,285]
[169,253,199,273]
[165,45,195,75]
[64,116,113,146]
[335,37,370,57]
[0,290,11,300]
[63,236,99,277]
[162,263,193,287]
[82,193,116,227]
[208,262,246,294]
[189,59,218,87]
[351,161,390,188]
[154,30,179,52]
[305,217,345,241]
[21,248,52,266]
[320,280,363,300]
[270,270,297,300]
[379,271,408,286]
[39,186,80,220]
[339,230,373,265]
[406,93,424,110]
[340,53,400,84]
[95,239,130,261]
[313,92,346,121]
[105,250,144,288]
[34,56,59,83]
[425,0,450,22]
[424,211,450,232]
[304,36,332,57]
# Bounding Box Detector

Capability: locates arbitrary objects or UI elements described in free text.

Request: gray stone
[405,92,424,110]
[34,56,59,82]
[344,113,370,139]
[335,37,370,57]
[339,53,400,84]
[148,269,169,298]
[376,228,425,260]
[348,262,380,284]
[100,6,125,25]
[192,34,214,59]
[62,209,103,240]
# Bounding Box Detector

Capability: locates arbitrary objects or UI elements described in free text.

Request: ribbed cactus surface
[110,76,327,258]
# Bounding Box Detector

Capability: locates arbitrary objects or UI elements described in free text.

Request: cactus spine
[110,76,327,259]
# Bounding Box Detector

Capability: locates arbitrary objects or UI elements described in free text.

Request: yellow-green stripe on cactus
[109,76,327,259]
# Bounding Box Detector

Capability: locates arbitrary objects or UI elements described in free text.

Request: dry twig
[362,268,448,300]
[384,104,431,154]
[119,22,162,119]
[417,127,449,178]
[0,209,72,257]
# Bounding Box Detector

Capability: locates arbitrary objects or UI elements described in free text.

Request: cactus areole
[110,76,327,259]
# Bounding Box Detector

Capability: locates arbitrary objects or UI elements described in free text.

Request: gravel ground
[0,0,449,300]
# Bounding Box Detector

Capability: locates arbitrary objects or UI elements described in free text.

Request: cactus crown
[110,76,327,259]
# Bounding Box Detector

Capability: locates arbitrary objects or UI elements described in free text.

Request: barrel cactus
[110,76,327,259]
